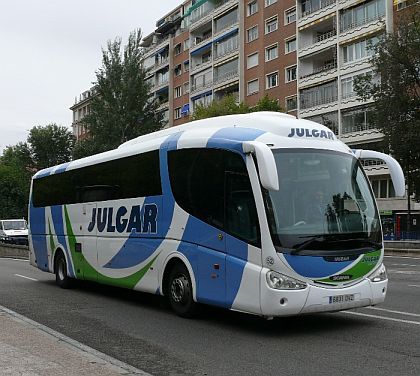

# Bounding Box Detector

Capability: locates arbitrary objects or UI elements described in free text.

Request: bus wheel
[55,252,73,289]
[168,263,197,318]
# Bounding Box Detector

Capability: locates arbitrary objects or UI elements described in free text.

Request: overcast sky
[0,0,182,153]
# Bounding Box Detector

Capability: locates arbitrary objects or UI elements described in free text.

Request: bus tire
[167,263,197,318]
[55,252,73,289]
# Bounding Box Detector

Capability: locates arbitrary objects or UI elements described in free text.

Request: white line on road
[365,306,420,318]
[390,263,419,267]
[343,311,420,326]
[409,284,420,288]
[14,274,38,282]
[387,270,420,275]
[385,255,420,260]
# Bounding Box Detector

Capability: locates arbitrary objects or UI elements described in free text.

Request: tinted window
[168,148,260,246]
[33,151,161,207]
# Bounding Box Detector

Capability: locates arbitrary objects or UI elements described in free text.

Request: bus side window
[225,172,260,246]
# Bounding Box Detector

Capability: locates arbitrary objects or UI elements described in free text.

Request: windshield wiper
[289,236,381,255]
[289,235,327,255]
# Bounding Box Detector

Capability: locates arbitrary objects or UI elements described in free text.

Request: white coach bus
[29,112,405,318]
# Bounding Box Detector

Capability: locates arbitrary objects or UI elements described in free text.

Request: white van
[0,219,28,245]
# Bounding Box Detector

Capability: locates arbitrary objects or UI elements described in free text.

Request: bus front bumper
[260,277,388,317]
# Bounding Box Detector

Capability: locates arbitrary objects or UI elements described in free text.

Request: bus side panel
[226,237,262,315]
[29,202,49,272]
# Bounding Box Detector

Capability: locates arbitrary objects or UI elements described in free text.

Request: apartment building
[139,0,297,127]
[70,0,420,238]
[70,87,96,141]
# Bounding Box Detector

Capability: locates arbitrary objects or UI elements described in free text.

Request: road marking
[385,255,420,260]
[387,269,420,275]
[409,284,420,288]
[365,306,420,318]
[390,263,419,267]
[14,274,38,282]
[0,304,151,375]
[343,311,420,326]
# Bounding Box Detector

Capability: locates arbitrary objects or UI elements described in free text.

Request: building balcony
[340,13,386,34]
[214,19,238,37]
[155,80,169,91]
[213,69,239,87]
[142,36,170,57]
[300,0,336,18]
[191,79,213,94]
[154,58,169,71]
[298,0,336,27]
[299,63,337,88]
[299,30,337,57]
[214,39,239,61]
[191,59,213,74]
[192,33,212,49]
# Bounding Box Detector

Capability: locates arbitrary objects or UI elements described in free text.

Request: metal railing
[342,122,376,134]
[301,0,336,18]
[340,12,385,33]
[315,29,336,43]
[300,61,337,79]
[214,69,239,85]
[214,37,239,59]
[300,93,338,109]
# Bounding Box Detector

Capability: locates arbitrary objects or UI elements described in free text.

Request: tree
[191,94,283,121]
[28,124,75,170]
[253,94,283,112]
[354,11,420,235]
[191,94,249,120]
[75,29,162,158]
[0,143,33,219]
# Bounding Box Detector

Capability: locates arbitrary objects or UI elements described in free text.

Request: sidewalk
[0,306,150,376]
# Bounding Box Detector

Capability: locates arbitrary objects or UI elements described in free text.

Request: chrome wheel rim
[171,275,188,304]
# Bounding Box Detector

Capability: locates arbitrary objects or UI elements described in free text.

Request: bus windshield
[264,149,382,256]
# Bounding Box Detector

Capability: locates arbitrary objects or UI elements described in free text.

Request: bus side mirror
[243,141,279,191]
[353,149,406,197]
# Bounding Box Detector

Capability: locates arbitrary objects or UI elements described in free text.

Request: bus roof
[33,112,351,179]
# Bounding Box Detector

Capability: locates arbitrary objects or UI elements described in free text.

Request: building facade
[70,0,420,238]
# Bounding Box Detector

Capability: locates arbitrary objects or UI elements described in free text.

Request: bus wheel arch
[162,255,198,318]
[53,248,73,289]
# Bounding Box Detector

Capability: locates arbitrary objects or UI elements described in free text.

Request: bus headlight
[369,264,387,282]
[266,271,307,290]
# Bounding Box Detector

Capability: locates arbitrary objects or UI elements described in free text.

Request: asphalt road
[0,255,419,376]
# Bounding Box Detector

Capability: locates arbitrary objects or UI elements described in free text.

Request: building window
[305,112,339,135]
[247,0,258,16]
[286,65,297,82]
[174,86,182,99]
[174,43,182,55]
[265,0,277,7]
[285,7,296,24]
[265,16,278,34]
[247,25,258,42]
[342,34,380,64]
[371,179,395,199]
[247,79,259,95]
[285,96,297,112]
[285,37,296,53]
[341,107,374,134]
[184,38,190,50]
[202,51,212,63]
[174,107,182,120]
[265,44,278,62]
[340,0,386,32]
[184,81,190,94]
[266,72,278,89]
[174,64,182,76]
[184,60,190,72]
[247,52,259,69]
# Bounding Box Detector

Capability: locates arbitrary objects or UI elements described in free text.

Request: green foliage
[191,94,249,120]
[353,11,420,201]
[253,94,283,112]
[191,94,283,121]
[0,124,74,219]
[78,29,162,158]
[28,124,75,170]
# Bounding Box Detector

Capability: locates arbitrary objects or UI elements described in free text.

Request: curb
[0,304,152,376]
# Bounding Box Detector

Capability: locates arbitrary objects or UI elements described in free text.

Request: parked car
[0,219,29,245]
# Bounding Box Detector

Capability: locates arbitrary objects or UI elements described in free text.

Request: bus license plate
[329,294,355,304]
